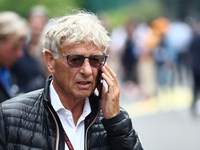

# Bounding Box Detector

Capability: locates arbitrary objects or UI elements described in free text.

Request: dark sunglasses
[53,52,108,68]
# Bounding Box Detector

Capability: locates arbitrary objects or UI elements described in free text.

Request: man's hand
[100,64,120,119]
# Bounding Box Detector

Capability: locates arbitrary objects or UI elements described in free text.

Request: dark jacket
[11,46,46,93]
[0,82,10,103]
[0,75,143,150]
[189,35,200,74]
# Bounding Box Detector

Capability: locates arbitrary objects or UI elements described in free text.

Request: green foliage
[0,0,164,28]
[0,0,82,18]
[106,0,164,28]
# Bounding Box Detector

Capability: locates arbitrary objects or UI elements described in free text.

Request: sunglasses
[53,52,109,68]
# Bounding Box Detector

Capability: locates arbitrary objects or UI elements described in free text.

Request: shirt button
[65,112,69,116]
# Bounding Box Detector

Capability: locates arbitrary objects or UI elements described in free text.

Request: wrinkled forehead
[60,39,104,52]
[59,40,104,53]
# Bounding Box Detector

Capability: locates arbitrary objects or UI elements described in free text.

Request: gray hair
[42,11,110,58]
[0,11,29,41]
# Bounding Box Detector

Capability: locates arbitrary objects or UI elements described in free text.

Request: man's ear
[44,50,55,74]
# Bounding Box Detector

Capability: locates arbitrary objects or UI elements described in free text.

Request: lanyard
[64,131,74,150]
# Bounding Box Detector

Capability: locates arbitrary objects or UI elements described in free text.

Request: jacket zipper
[85,100,101,150]
[47,105,59,150]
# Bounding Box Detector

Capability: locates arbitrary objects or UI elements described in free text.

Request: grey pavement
[132,109,200,150]
[111,55,200,149]
[117,64,200,150]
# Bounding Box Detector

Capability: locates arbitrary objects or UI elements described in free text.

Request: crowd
[1,6,200,114]
[108,16,200,114]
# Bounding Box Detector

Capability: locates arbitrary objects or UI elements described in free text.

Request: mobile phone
[98,52,106,100]
[98,73,103,100]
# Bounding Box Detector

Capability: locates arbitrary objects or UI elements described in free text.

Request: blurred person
[136,17,166,97]
[133,22,149,59]
[188,31,200,115]
[109,23,127,79]
[0,11,143,150]
[0,11,29,103]
[165,21,193,84]
[11,5,49,93]
[151,17,177,87]
[109,20,142,100]
[139,17,176,92]
[98,12,121,75]
[124,21,151,100]
[121,19,138,83]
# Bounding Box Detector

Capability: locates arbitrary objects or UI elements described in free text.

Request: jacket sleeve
[102,110,144,150]
[0,105,6,150]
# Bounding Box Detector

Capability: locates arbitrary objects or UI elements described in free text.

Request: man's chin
[75,92,91,99]
[73,88,95,99]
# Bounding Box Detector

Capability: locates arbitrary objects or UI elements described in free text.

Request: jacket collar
[43,75,53,103]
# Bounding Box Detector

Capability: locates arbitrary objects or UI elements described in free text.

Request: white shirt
[50,81,91,150]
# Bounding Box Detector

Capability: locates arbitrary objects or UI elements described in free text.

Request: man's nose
[80,58,92,76]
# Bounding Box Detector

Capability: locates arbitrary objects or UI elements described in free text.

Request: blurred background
[1,0,200,149]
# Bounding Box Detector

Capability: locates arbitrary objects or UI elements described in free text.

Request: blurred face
[28,15,46,44]
[48,42,103,101]
[0,36,25,68]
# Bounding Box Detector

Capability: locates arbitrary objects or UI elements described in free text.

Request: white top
[50,81,91,150]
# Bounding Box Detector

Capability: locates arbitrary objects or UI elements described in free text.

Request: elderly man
[0,11,143,150]
[0,11,29,102]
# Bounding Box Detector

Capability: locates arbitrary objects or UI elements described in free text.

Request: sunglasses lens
[68,55,84,67]
[90,55,104,68]
[67,55,107,68]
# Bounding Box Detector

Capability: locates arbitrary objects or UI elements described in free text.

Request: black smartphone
[98,52,106,100]
[98,72,103,100]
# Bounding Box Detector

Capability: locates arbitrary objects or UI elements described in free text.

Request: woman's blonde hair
[0,11,29,42]
[43,11,110,57]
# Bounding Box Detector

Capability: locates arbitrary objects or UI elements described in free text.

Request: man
[0,11,143,150]
[0,11,29,103]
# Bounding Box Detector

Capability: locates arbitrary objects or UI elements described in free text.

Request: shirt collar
[50,81,64,111]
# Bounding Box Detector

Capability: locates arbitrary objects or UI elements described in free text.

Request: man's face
[51,42,103,100]
[0,36,25,68]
